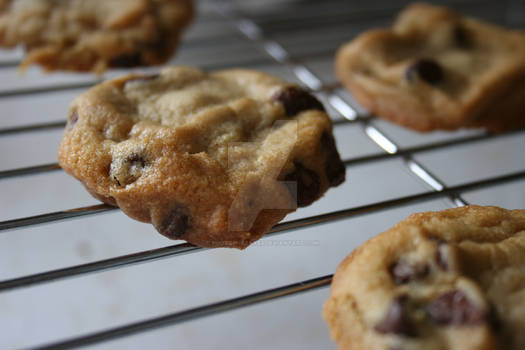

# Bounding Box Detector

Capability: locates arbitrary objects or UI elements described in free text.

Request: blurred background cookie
[336,3,525,132]
[0,0,193,73]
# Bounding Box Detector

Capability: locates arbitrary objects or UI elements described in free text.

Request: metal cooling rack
[0,0,524,349]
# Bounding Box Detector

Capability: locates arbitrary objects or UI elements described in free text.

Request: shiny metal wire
[31,275,332,350]
[1,170,524,295]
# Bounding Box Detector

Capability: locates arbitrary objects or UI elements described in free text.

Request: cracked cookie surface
[335,3,525,132]
[0,0,193,72]
[58,66,345,248]
[323,205,525,350]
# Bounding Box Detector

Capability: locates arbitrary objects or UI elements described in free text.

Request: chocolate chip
[110,152,147,186]
[375,295,417,337]
[405,59,443,84]
[159,207,189,239]
[426,290,487,325]
[427,236,446,244]
[109,52,143,68]
[272,87,325,116]
[453,25,470,48]
[488,304,502,331]
[113,177,121,187]
[68,111,79,129]
[126,153,146,168]
[390,260,429,284]
[284,162,321,207]
[321,132,345,187]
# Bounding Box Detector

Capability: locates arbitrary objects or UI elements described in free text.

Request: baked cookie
[0,0,193,73]
[335,3,525,132]
[58,66,346,248]
[323,205,525,350]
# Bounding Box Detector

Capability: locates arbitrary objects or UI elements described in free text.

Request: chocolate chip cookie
[0,0,193,73]
[58,66,345,248]
[323,205,525,350]
[335,3,525,132]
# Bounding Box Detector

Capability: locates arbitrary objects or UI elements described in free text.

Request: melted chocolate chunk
[488,304,502,331]
[390,260,429,284]
[126,153,146,168]
[321,132,345,187]
[284,162,321,207]
[112,176,121,187]
[426,290,487,325]
[110,152,147,186]
[272,87,325,116]
[160,208,189,239]
[375,295,417,337]
[453,25,470,48]
[405,59,443,84]
[109,52,143,68]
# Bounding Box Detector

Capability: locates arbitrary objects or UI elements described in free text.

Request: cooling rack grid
[0,0,524,349]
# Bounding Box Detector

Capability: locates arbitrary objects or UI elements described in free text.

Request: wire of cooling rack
[1,0,525,349]
[31,275,333,350]
[1,169,524,298]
